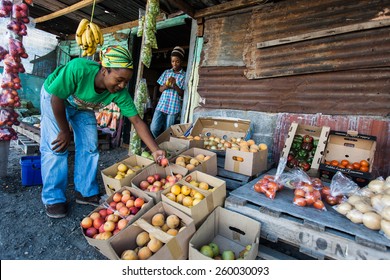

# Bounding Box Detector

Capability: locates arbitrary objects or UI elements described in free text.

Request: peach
[152,213,165,227]
[198,182,209,191]
[167,228,178,236]
[129,206,139,215]
[106,214,120,223]
[112,192,122,202]
[121,249,139,260]
[139,180,150,190]
[98,209,108,219]
[99,231,112,240]
[136,231,151,247]
[121,189,131,196]
[103,221,116,232]
[138,246,153,260]
[93,217,105,229]
[161,224,169,232]
[147,237,163,253]
[98,223,105,233]
[89,212,101,220]
[116,202,125,210]
[134,197,145,208]
[166,215,180,229]
[121,194,131,203]
[117,218,128,230]
[160,158,169,167]
[126,199,135,208]
[165,192,176,201]
[109,201,117,210]
[118,206,130,217]
[80,217,93,229]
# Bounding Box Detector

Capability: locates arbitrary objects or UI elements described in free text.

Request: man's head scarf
[100,45,133,69]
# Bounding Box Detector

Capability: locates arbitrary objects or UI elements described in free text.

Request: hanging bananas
[75,19,105,57]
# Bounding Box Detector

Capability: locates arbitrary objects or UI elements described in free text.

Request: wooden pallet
[14,122,111,152]
[224,169,390,260]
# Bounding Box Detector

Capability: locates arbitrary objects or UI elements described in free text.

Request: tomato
[341,159,350,167]
[338,164,345,168]
[360,160,369,167]
[330,160,339,166]
[294,188,306,197]
[321,186,331,196]
[359,166,369,172]
[305,192,316,205]
[312,189,321,200]
[313,200,325,210]
[325,195,338,205]
[265,189,276,199]
[293,196,307,207]
[267,181,278,192]
[345,164,354,170]
[254,183,264,193]
[352,162,361,170]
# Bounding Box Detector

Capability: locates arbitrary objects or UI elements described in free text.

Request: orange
[360,160,369,167]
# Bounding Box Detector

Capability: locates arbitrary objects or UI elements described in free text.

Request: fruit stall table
[224,169,390,260]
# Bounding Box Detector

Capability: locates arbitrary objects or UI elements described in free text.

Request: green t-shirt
[44,58,138,118]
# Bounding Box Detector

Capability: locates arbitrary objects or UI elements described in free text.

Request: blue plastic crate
[20,156,42,186]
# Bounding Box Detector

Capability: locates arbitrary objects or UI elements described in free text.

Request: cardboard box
[319,130,377,187]
[109,202,196,260]
[190,117,252,141]
[158,141,187,160]
[224,148,268,176]
[183,171,226,209]
[101,155,154,196]
[189,207,260,260]
[281,122,330,177]
[155,123,192,144]
[174,147,218,176]
[81,186,154,260]
[161,182,215,228]
[131,163,188,203]
[169,135,204,150]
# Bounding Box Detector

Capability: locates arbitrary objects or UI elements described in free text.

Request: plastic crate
[20,156,42,186]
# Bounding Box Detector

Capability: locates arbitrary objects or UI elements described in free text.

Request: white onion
[368,179,385,194]
[382,195,390,207]
[335,202,352,216]
[381,206,390,221]
[371,194,384,211]
[386,176,390,184]
[362,212,381,230]
[347,209,364,223]
[348,195,366,206]
[354,201,373,213]
[358,188,374,198]
[381,219,390,238]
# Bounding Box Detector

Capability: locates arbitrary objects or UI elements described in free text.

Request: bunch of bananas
[75,19,104,57]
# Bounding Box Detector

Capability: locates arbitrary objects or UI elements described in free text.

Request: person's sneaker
[45,203,68,219]
[75,192,102,207]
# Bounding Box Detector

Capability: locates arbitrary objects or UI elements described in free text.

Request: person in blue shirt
[150,46,186,138]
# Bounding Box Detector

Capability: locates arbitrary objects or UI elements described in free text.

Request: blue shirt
[156,68,186,115]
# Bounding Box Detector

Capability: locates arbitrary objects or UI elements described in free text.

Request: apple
[147,175,155,184]
[103,221,116,232]
[149,185,161,192]
[89,212,101,220]
[160,178,166,184]
[222,250,235,260]
[209,242,220,257]
[160,158,169,167]
[93,217,104,229]
[129,206,139,215]
[98,223,105,233]
[126,199,135,208]
[153,181,162,188]
[117,218,128,230]
[153,174,161,181]
[85,227,98,238]
[200,245,214,258]
[80,217,93,229]
[139,180,150,190]
[98,209,108,219]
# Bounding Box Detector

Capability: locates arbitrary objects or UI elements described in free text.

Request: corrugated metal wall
[196,0,390,176]
[198,0,390,116]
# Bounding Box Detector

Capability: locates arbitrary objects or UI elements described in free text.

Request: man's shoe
[75,192,101,207]
[45,203,68,219]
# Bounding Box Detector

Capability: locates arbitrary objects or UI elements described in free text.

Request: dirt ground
[0,140,129,260]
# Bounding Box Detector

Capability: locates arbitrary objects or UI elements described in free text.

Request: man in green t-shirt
[40,45,165,218]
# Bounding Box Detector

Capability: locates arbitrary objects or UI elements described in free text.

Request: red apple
[147,175,155,184]
[98,209,108,219]
[93,217,104,229]
[129,206,139,215]
[98,223,105,233]
[139,180,150,190]
[85,227,98,238]
[153,174,161,181]
[153,181,162,188]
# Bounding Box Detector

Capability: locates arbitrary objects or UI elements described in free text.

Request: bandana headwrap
[171,46,185,60]
[100,45,133,69]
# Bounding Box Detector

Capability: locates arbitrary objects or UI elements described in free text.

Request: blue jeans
[150,109,177,138]
[39,87,99,205]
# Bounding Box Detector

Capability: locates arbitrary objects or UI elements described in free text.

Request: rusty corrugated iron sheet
[243,0,390,78]
[197,66,390,116]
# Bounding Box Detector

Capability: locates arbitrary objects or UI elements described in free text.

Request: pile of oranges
[324,159,370,172]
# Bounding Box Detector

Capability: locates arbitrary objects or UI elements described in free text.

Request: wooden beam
[168,0,195,18]
[33,0,105,23]
[194,0,266,19]
[257,19,390,49]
